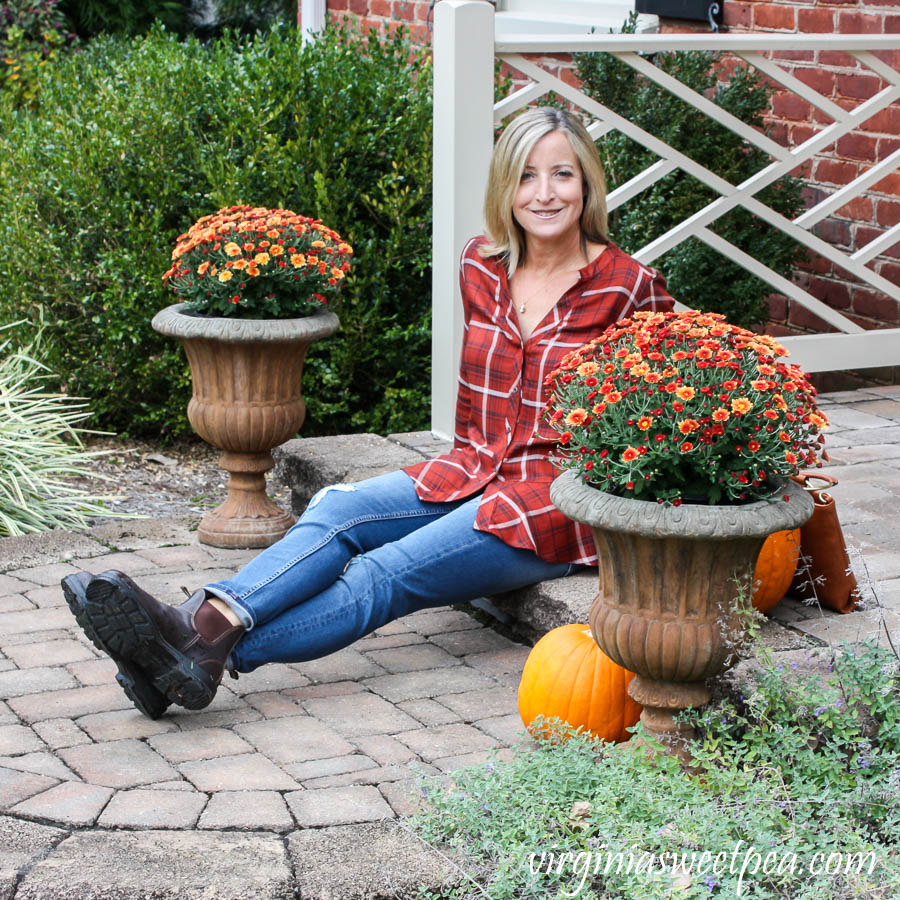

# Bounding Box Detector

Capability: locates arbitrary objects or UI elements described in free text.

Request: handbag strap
[793,471,838,506]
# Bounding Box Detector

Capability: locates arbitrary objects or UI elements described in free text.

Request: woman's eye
[556,170,574,178]
[520,172,534,181]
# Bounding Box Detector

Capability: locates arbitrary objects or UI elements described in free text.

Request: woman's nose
[534,174,554,202]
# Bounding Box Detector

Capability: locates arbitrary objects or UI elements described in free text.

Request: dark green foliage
[0,23,433,439]
[212,0,297,35]
[575,21,805,327]
[0,1,77,106]
[57,0,199,37]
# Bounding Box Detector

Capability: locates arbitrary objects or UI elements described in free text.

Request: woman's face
[512,130,585,247]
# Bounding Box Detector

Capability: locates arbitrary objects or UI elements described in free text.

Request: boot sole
[61,574,170,720]
[84,575,217,710]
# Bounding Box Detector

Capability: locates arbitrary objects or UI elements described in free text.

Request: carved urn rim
[151,303,340,344]
[551,469,814,540]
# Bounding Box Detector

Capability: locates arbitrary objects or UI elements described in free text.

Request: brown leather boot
[62,572,170,719]
[82,570,244,710]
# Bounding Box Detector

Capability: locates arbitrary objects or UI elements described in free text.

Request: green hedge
[0,23,433,439]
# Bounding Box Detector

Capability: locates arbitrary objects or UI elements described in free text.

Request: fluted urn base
[198,451,296,549]
[152,305,339,549]
[626,677,712,763]
[551,470,815,762]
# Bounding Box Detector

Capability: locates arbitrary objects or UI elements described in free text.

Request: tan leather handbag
[789,472,860,614]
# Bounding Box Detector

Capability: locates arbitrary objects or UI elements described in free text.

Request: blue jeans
[205,470,571,672]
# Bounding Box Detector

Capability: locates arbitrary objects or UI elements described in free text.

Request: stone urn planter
[550,470,814,759]
[151,303,339,549]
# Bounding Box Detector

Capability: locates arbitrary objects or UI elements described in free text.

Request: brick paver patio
[0,386,898,898]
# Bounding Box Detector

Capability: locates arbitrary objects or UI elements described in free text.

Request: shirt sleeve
[452,310,475,451]
[451,240,482,450]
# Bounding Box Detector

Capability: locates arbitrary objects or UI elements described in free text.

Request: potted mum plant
[546,309,823,758]
[152,205,352,549]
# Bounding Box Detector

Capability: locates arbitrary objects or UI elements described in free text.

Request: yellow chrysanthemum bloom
[253,252,270,266]
[218,270,233,282]
[290,254,305,268]
[224,242,242,257]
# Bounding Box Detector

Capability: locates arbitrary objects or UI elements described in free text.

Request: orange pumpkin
[518,624,642,743]
[752,528,801,613]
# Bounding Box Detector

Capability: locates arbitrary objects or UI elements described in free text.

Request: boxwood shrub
[0,22,433,438]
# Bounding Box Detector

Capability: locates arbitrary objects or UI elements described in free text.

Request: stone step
[272,433,823,653]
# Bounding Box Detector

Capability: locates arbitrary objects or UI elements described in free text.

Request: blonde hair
[481,107,608,276]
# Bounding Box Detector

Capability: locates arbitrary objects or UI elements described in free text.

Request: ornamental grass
[0,330,120,535]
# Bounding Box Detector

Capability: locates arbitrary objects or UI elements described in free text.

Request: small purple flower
[791,661,798,669]
[777,665,784,672]
[705,875,717,892]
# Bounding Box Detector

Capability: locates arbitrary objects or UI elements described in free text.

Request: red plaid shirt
[406,236,675,564]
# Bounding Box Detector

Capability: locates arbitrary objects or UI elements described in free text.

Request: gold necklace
[513,267,576,315]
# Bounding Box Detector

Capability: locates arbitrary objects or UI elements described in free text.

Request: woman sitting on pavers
[62,107,674,718]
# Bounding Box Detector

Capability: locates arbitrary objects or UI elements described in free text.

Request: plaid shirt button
[406,235,675,565]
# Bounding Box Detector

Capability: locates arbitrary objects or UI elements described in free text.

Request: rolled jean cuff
[203,584,255,631]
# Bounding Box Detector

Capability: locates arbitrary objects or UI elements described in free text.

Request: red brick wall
[324,0,432,42]
[718,1,899,380]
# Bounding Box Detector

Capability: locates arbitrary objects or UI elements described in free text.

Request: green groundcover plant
[0,324,121,534]
[0,21,432,438]
[415,640,900,899]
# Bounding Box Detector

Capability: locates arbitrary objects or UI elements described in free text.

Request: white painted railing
[431,0,900,438]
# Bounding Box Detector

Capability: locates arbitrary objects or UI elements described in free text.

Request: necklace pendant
[518,303,526,314]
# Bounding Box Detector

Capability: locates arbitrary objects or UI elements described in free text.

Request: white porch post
[300,0,326,44]
[431,0,495,440]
